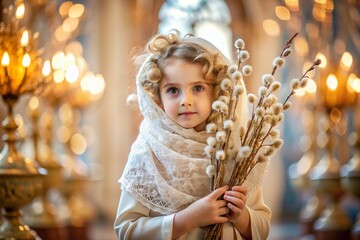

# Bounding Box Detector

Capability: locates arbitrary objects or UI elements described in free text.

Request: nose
[180,92,192,106]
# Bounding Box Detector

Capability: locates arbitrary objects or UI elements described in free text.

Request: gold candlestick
[0,4,49,239]
[341,95,360,239]
[23,97,67,240]
[310,116,351,240]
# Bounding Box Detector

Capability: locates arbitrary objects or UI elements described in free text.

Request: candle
[42,60,51,77]
[21,30,29,47]
[1,51,10,67]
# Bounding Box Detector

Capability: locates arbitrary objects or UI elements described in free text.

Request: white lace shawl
[119,37,268,215]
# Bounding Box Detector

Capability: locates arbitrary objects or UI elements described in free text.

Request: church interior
[0,0,360,239]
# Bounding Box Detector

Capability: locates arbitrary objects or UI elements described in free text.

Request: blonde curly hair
[138,31,228,101]
[135,31,231,124]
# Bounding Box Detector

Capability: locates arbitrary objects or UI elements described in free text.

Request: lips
[179,112,196,116]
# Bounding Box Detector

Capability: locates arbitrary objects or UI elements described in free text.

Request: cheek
[162,100,177,116]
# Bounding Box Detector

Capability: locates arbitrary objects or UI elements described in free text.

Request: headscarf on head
[119,34,268,215]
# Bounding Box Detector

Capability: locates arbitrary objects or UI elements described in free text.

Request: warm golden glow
[59,104,73,124]
[57,126,71,143]
[69,4,85,18]
[294,36,308,56]
[80,72,93,91]
[59,1,73,17]
[66,41,83,56]
[326,74,338,91]
[65,65,79,83]
[28,96,40,114]
[315,0,326,4]
[347,73,360,93]
[275,6,291,20]
[92,74,106,95]
[54,69,65,83]
[1,51,10,67]
[42,60,51,77]
[80,73,106,96]
[52,51,66,69]
[285,0,299,11]
[22,53,31,67]
[262,19,280,36]
[65,53,76,68]
[21,30,29,47]
[294,88,305,96]
[340,51,353,71]
[326,0,334,11]
[16,3,25,19]
[70,133,87,155]
[305,79,317,94]
[353,78,360,93]
[315,52,327,68]
[313,4,326,22]
[63,17,80,33]
[329,108,341,123]
[55,26,70,42]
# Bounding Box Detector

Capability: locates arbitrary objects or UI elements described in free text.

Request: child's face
[159,59,214,132]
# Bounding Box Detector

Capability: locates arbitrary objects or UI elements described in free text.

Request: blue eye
[166,87,179,95]
[193,85,204,92]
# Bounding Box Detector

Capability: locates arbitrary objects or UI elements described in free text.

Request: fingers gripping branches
[204,33,320,240]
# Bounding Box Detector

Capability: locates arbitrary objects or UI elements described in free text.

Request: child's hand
[189,185,230,227]
[172,185,230,238]
[223,185,247,224]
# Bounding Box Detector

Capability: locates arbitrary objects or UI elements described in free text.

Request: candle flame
[29,96,40,112]
[347,73,360,93]
[21,30,29,47]
[1,51,10,67]
[92,74,105,95]
[52,51,66,69]
[340,51,353,71]
[22,53,31,67]
[42,60,51,77]
[284,0,299,11]
[353,78,360,93]
[65,65,79,83]
[262,19,280,36]
[275,6,291,21]
[69,4,85,18]
[80,72,93,91]
[16,3,25,19]
[326,74,338,91]
[54,69,65,83]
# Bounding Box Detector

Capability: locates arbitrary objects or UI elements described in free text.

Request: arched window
[158,0,232,59]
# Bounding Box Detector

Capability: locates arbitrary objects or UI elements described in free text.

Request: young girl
[114,31,271,240]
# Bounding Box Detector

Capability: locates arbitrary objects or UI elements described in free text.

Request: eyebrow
[161,80,211,89]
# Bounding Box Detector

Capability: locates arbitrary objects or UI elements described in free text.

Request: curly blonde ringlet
[137,30,229,123]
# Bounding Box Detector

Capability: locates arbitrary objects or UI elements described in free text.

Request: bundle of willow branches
[204,33,321,240]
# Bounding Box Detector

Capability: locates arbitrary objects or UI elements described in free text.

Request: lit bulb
[326,74,338,91]
[22,53,31,67]
[65,65,79,83]
[340,51,353,71]
[21,30,29,47]
[42,60,51,77]
[92,74,105,95]
[69,4,85,18]
[1,51,10,67]
[16,3,25,19]
[52,51,66,69]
